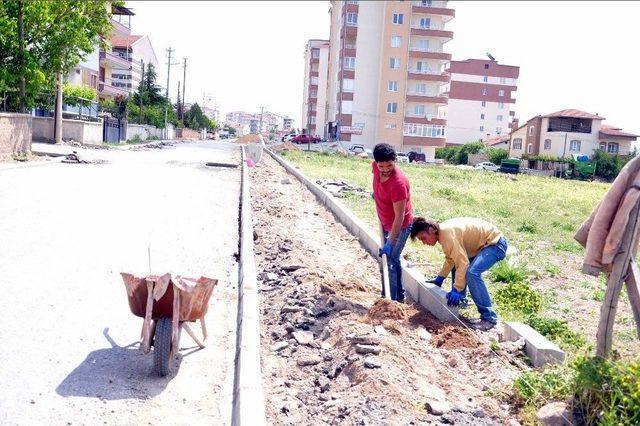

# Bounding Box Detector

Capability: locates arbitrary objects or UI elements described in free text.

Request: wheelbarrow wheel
[153,317,175,376]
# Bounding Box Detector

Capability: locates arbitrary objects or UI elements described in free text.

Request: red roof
[111,35,143,48]
[485,134,510,146]
[599,124,638,138]
[542,109,604,120]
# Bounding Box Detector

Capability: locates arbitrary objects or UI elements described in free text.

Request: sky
[131,1,640,134]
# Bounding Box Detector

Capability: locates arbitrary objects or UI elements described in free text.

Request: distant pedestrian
[411,216,508,330]
[372,143,413,302]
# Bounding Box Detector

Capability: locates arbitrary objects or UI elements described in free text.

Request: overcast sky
[130,1,640,134]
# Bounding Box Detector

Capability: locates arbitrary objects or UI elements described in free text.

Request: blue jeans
[383,226,412,301]
[452,236,507,323]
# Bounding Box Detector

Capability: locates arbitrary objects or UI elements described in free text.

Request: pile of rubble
[316,179,370,199]
[250,155,526,425]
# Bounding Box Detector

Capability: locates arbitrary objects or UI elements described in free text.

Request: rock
[319,284,336,294]
[448,358,458,367]
[349,335,382,345]
[418,328,432,341]
[339,310,351,316]
[265,272,279,281]
[282,264,305,272]
[281,178,292,184]
[281,305,303,313]
[320,342,332,350]
[297,356,322,367]
[425,400,451,416]
[292,330,314,345]
[271,341,289,352]
[355,344,381,355]
[374,325,389,336]
[508,419,521,426]
[473,408,486,418]
[536,401,572,426]
[364,357,382,369]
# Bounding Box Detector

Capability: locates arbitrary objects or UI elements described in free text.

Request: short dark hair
[373,143,396,162]
[410,217,440,240]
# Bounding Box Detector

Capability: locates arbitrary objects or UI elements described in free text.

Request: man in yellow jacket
[410,216,508,328]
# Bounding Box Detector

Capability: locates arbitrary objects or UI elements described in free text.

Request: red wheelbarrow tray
[120,273,217,321]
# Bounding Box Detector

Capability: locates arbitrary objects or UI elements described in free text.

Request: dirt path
[251,155,524,425]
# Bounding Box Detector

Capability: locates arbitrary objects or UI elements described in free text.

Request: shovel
[378,222,392,300]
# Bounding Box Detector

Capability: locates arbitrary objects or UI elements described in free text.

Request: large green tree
[0,0,114,112]
[184,103,217,131]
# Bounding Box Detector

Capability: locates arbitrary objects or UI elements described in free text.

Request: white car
[282,133,297,142]
[475,161,499,172]
[396,153,410,163]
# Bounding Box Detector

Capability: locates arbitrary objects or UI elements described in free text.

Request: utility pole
[177,80,181,123]
[163,48,179,139]
[181,58,187,121]
[139,60,145,124]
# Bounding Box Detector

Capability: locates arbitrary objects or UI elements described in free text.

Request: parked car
[475,161,499,172]
[348,144,373,157]
[282,133,297,142]
[407,151,426,163]
[500,158,521,174]
[292,134,321,144]
[396,152,410,163]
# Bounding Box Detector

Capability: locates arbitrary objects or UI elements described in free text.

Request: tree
[0,0,114,112]
[183,103,217,131]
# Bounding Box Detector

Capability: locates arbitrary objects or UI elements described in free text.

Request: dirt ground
[250,155,525,425]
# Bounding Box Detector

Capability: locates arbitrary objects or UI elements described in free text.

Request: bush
[435,141,485,165]
[525,315,586,350]
[489,260,527,283]
[593,150,634,181]
[486,147,509,165]
[573,357,640,425]
[63,83,97,107]
[494,280,542,315]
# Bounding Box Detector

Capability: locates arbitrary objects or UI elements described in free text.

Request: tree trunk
[54,72,63,144]
[17,0,26,113]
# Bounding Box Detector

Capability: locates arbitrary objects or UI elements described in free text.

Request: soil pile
[366,298,407,324]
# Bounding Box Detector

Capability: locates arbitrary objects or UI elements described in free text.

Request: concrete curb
[504,322,565,367]
[232,146,266,426]
[264,147,458,323]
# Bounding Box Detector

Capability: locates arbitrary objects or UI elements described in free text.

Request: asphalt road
[0,142,241,425]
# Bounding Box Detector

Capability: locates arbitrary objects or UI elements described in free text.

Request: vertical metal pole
[54,73,63,144]
[139,60,144,124]
[181,58,187,121]
[164,47,173,139]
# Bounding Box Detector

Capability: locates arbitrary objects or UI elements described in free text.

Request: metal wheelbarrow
[120,273,218,376]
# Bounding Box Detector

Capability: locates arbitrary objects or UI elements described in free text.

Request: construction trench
[247,152,526,425]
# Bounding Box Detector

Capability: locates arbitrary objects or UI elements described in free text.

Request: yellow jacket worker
[410,217,508,329]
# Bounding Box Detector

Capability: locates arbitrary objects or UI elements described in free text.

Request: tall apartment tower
[302,40,330,137]
[324,0,454,161]
[444,59,519,144]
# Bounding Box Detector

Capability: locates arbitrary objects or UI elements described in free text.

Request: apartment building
[283,117,294,132]
[301,40,330,137]
[444,59,519,145]
[324,0,454,161]
[509,109,637,158]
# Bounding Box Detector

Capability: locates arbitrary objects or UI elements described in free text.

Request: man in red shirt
[372,143,414,301]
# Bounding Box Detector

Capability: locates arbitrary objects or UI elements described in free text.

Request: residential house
[98,4,135,100]
[484,134,510,150]
[509,109,637,158]
[302,39,329,137]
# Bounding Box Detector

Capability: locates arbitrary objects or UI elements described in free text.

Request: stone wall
[176,128,201,140]
[32,116,103,145]
[0,113,32,157]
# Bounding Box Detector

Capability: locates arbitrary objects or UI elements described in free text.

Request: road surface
[0,142,240,425]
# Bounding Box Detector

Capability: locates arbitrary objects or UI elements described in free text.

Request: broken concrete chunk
[282,264,305,272]
[354,344,381,355]
[425,400,451,416]
[281,305,303,313]
[270,341,289,352]
[296,356,322,367]
[536,401,572,426]
[349,335,382,346]
[265,272,279,281]
[374,325,389,336]
[292,330,314,345]
[418,328,432,341]
[364,357,382,369]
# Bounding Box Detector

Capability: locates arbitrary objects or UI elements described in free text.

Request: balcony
[412,1,455,22]
[408,47,451,61]
[341,25,358,38]
[404,115,447,125]
[410,26,453,41]
[405,91,448,104]
[407,67,450,82]
[99,51,130,68]
[98,80,129,98]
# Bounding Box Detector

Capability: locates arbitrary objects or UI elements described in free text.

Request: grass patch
[517,221,538,234]
[592,288,605,302]
[494,281,542,316]
[489,261,527,284]
[526,315,587,351]
[555,241,583,253]
[514,365,575,407]
[544,264,561,277]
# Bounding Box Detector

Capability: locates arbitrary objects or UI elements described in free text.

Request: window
[481,101,486,107]
[498,102,505,109]
[480,113,485,120]
[421,0,433,6]
[311,49,320,58]
[497,115,503,121]
[309,116,316,124]
[528,126,535,136]
[480,125,484,132]
[310,90,317,98]
[385,123,397,129]
[544,139,552,150]
[527,144,533,154]
[346,12,358,25]
[481,88,487,95]
[417,39,429,50]
[388,80,398,92]
[414,105,425,116]
[607,142,619,154]
[341,100,353,114]
[403,123,446,138]
[391,36,402,47]
[311,76,318,85]
[415,83,427,94]
[389,57,400,69]
[513,138,522,150]
[419,17,431,28]
[498,89,505,97]
[387,102,398,113]
[342,79,354,92]
[496,127,502,134]
[599,142,607,151]
[392,13,404,24]
[483,76,488,82]
[343,57,355,69]
[484,63,489,69]
[416,61,427,72]
[569,140,581,152]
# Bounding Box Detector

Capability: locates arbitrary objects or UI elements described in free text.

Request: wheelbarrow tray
[120,273,217,321]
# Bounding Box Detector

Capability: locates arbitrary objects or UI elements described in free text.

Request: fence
[32,116,103,145]
[126,124,164,142]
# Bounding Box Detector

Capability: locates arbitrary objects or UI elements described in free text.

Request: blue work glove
[446,289,464,306]
[379,240,393,257]
[427,276,445,287]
